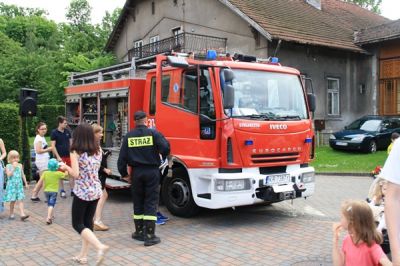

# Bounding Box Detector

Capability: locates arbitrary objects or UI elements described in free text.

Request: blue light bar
[270,57,279,63]
[244,140,254,146]
[206,50,217,60]
[305,138,312,143]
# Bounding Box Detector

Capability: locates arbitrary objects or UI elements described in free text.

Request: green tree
[0,2,47,17]
[344,0,382,13]
[0,1,120,105]
[66,0,91,28]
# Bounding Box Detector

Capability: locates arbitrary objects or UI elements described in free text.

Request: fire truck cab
[65,52,316,217]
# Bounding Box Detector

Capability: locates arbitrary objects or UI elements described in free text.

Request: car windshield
[227,69,308,120]
[347,119,382,132]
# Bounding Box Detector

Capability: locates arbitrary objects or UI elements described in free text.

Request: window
[151,1,155,15]
[172,26,183,48]
[134,40,143,48]
[149,35,159,53]
[182,70,198,113]
[151,75,171,115]
[327,77,340,115]
[161,70,198,113]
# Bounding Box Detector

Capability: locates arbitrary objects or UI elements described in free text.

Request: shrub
[0,103,31,180]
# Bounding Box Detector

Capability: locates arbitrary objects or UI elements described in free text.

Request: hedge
[0,103,30,180]
[0,104,65,181]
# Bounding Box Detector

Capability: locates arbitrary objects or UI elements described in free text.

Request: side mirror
[167,56,189,68]
[307,93,316,112]
[224,69,235,83]
[224,84,235,109]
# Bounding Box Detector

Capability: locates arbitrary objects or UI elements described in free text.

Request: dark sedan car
[329,115,400,153]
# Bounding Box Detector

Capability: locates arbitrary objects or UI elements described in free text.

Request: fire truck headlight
[215,179,251,191]
[301,172,315,183]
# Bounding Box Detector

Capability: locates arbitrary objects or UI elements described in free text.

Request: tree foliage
[344,0,382,13]
[0,0,121,105]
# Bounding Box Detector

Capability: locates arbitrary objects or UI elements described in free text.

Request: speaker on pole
[19,88,37,117]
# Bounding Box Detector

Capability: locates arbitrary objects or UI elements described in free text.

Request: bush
[0,103,31,180]
[26,105,65,136]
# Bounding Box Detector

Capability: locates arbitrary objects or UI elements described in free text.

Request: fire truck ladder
[68,55,160,85]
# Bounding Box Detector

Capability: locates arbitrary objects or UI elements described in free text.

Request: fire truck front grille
[251,152,300,164]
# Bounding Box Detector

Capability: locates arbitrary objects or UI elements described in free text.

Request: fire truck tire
[161,168,200,217]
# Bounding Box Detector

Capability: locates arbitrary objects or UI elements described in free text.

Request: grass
[310,146,388,174]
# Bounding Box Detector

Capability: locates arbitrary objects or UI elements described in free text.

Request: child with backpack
[33,158,67,224]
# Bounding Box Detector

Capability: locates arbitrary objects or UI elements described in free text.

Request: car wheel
[366,140,377,153]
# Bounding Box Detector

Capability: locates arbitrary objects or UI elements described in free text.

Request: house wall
[269,42,375,136]
[113,0,268,61]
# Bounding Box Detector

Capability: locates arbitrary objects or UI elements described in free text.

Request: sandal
[46,218,52,225]
[72,256,88,265]
[20,215,29,221]
[96,245,109,266]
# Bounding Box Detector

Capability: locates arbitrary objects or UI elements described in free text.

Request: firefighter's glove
[159,158,168,175]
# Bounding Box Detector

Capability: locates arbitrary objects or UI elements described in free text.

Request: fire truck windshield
[227,69,308,120]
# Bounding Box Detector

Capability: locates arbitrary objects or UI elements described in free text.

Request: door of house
[380,58,400,115]
[379,79,399,114]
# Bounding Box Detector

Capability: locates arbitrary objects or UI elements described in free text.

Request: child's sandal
[72,257,87,265]
[96,245,109,266]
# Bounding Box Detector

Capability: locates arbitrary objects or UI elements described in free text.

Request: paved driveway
[0,175,373,266]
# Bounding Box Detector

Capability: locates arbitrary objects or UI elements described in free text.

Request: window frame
[134,40,143,48]
[327,77,340,116]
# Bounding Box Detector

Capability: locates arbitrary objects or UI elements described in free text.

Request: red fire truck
[65,52,316,217]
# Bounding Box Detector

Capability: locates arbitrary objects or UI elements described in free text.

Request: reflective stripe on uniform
[143,215,157,221]
[128,136,153,147]
[133,214,144,220]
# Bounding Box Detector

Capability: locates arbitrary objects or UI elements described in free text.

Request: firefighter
[117,111,170,246]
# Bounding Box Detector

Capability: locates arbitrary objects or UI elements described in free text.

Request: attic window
[305,0,321,10]
[152,1,155,15]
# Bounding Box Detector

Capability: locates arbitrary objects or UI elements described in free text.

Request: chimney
[306,0,321,10]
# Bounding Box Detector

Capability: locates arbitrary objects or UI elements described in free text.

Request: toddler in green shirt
[34,158,67,224]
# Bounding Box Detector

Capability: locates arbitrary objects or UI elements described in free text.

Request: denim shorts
[45,192,57,207]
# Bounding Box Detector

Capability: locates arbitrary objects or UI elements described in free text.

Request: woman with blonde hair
[92,124,112,231]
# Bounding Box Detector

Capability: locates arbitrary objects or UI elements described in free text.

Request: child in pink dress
[332,200,391,266]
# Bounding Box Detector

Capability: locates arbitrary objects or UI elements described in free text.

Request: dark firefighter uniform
[117,111,170,246]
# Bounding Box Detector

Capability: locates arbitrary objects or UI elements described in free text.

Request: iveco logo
[270,124,288,130]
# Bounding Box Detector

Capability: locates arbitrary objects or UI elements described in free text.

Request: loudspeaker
[19,88,37,116]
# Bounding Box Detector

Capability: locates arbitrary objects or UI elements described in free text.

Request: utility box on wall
[314,119,325,131]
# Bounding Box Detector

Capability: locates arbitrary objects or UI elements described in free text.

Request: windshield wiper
[275,115,302,120]
[238,114,273,120]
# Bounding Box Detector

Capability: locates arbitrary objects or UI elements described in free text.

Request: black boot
[131,219,144,241]
[144,220,161,246]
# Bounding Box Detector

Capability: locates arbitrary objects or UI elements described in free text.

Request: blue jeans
[45,192,58,207]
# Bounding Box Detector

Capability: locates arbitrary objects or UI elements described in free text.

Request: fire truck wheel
[161,168,200,217]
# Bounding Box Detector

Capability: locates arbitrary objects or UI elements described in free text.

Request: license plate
[336,141,348,146]
[266,174,291,185]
